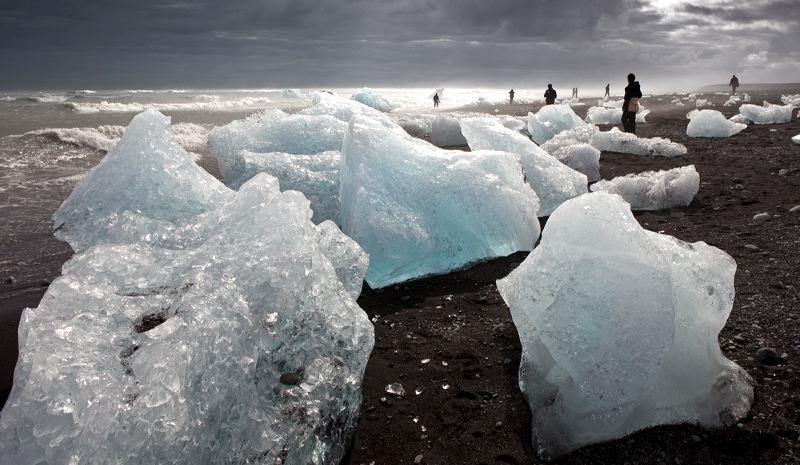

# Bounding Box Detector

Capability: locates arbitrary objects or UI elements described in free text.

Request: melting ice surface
[591,127,687,157]
[539,125,601,182]
[351,88,395,113]
[497,192,753,459]
[590,165,699,210]
[686,110,747,138]
[1,110,374,465]
[339,114,541,288]
[585,105,649,125]
[527,104,588,144]
[459,117,587,216]
[738,102,794,124]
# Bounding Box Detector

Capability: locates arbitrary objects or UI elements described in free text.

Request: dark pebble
[755,348,784,365]
[279,372,300,385]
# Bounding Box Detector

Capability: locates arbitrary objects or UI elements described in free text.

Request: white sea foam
[66,97,273,114]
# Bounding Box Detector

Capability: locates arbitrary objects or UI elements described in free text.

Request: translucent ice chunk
[591,127,687,157]
[460,117,588,215]
[585,106,650,125]
[1,174,375,465]
[539,125,601,182]
[340,115,541,288]
[430,115,468,147]
[781,94,800,106]
[527,104,588,144]
[687,110,747,137]
[738,103,794,124]
[351,88,395,113]
[792,134,800,145]
[497,192,753,459]
[590,165,700,210]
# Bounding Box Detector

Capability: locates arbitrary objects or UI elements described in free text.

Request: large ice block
[430,115,468,147]
[738,103,794,124]
[53,109,234,253]
[301,91,398,129]
[340,115,541,288]
[591,127,687,157]
[351,88,395,113]
[1,173,375,465]
[527,104,588,144]
[686,110,747,137]
[590,165,699,210]
[585,106,650,125]
[497,192,753,459]
[460,117,587,215]
[539,125,601,182]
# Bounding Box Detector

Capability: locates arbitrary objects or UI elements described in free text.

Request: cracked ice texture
[340,115,541,288]
[53,109,234,253]
[590,165,699,210]
[738,103,794,124]
[687,110,747,138]
[497,192,753,459]
[0,169,374,464]
[351,88,395,113]
[460,117,587,216]
[585,106,649,125]
[591,127,687,157]
[527,104,588,144]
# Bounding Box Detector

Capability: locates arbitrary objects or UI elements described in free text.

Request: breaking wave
[65,97,273,114]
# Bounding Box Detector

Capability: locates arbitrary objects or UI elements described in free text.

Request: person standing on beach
[509,89,515,104]
[729,75,739,95]
[604,83,610,98]
[572,87,578,98]
[622,73,642,134]
[544,84,557,105]
[433,93,440,108]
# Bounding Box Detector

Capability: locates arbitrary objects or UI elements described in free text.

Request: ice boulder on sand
[528,104,588,144]
[460,117,587,215]
[0,173,375,465]
[590,165,700,210]
[539,125,601,182]
[497,192,753,459]
[301,91,397,129]
[351,87,395,113]
[737,102,794,124]
[585,105,649,125]
[340,115,541,288]
[793,134,800,145]
[591,127,687,157]
[430,115,468,146]
[687,110,747,137]
[54,109,234,253]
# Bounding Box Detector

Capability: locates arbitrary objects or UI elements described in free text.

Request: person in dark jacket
[729,75,739,95]
[544,84,557,105]
[433,93,440,108]
[509,89,515,104]
[622,73,642,134]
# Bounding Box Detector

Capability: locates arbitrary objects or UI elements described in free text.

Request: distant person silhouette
[604,83,610,98]
[729,75,740,95]
[572,87,578,98]
[433,93,440,108]
[622,73,642,134]
[509,89,515,104]
[544,84,557,105]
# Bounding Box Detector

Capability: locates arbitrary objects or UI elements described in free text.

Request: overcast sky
[1,0,798,92]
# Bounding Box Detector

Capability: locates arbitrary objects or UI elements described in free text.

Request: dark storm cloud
[0,0,798,91]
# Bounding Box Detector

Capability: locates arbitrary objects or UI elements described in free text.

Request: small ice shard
[385,382,406,397]
[339,115,540,289]
[415,387,423,395]
[695,98,710,108]
[421,358,430,364]
[585,106,649,125]
[792,134,800,145]
[430,115,467,146]
[1,173,375,465]
[351,88,395,113]
[497,192,753,459]
[460,117,588,216]
[789,205,800,213]
[752,212,770,223]
[527,104,588,144]
[441,384,450,390]
[590,165,700,210]
[738,103,794,124]
[723,95,741,107]
[591,127,687,157]
[686,110,747,138]
[53,109,233,253]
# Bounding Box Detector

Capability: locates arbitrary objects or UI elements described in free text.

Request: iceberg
[497,192,753,459]
[686,110,747,138]
[460,117,588,216]
[53,109,234,253]
[591,127,687,157]
[527,104,588,144]
[1,173,374,465]
[590,165,699,210]
[738,102,794,124]
[585,106,650,125]
[351,88,395,113]
[340,115,541,288]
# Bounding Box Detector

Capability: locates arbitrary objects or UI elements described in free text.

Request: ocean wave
[22,93,69,103]
[1,96,15,102]
[23,122,210,155]
[65,97,273,114]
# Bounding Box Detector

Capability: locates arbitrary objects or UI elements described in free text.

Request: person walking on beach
[544,84,557,105]
[433,93,440,108]
[622,73,642,134]
[729,75,739,95]
[604,83,610,98]
[572,87,578,98]
[509,89,515,104]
